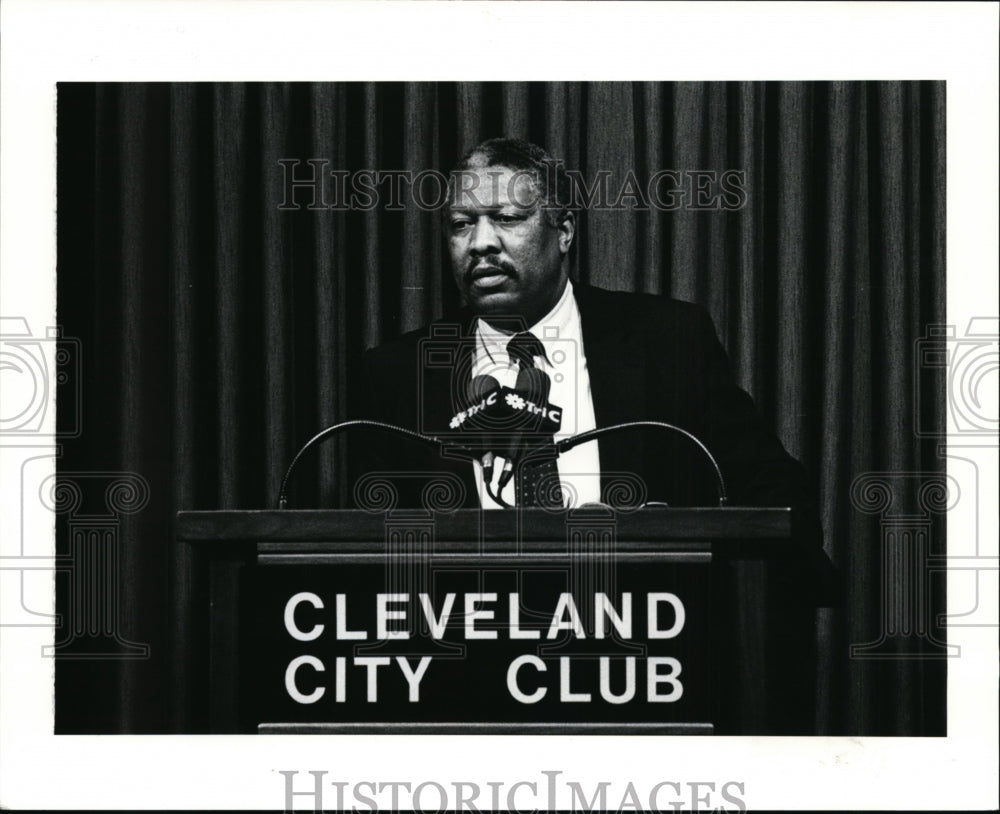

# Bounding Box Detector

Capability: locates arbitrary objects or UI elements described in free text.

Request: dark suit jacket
[353,282,815,514]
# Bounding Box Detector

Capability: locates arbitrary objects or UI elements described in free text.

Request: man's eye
[494,214,524,224]
[450,220,472,232]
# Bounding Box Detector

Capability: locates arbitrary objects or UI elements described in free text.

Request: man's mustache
[465,258,518,281]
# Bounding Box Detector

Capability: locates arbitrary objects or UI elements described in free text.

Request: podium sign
[178,506,809,734]
[251,560,711,732]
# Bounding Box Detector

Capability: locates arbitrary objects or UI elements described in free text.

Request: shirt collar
[475,278,575,360]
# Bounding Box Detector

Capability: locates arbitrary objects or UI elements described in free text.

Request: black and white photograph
[0,2,997,812]
[52,78,946,739]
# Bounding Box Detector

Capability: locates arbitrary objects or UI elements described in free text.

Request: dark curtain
[55,81,946,735]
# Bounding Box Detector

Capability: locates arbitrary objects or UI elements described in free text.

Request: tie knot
[506,331,546,367]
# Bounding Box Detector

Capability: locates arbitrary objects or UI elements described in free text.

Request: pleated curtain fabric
[56,81,945,734]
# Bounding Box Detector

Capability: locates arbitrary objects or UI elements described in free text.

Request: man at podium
[339,137,827,734]
[357,137,815,516]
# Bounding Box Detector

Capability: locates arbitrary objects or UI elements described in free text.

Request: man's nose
[469,217,500,255]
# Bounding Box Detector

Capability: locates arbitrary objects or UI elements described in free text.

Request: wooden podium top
[177,506,793,541]
[177,507,794,543]
[176,507,814,562]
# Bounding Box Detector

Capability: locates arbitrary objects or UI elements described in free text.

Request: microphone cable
[484,476,513,510]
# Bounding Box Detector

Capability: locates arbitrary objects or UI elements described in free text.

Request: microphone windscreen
[455,374,502,444]
[514,365,551,405]
[466,374,500,404]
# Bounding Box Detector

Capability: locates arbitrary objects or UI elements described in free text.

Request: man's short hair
[450,137,574,227]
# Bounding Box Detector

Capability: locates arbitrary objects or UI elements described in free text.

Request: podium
[177,507,834,734]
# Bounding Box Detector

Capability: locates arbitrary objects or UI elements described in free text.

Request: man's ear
[557,210,576,255]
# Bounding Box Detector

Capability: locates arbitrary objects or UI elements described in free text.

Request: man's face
[448,163,574,327]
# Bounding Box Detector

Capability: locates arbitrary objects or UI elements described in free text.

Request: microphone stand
[277,419,727,509]
[554,420,728,506]
[276,419,473,509]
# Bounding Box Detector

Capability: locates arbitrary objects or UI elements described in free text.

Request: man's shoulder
[573,283,714,335]
[362,311,475,369]
[575,283,703,311]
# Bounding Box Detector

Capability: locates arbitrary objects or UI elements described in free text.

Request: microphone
[496,365,557,492]
[464,373,501,404]
[277,419,449,509]
[458,374,502,480]
[515,363,551,406]
[444,367,562,503]
[555,421,729,506]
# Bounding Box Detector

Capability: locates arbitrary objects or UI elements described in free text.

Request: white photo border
[1,1,997,810]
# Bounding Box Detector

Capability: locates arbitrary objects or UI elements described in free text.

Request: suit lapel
[573,283,648,496]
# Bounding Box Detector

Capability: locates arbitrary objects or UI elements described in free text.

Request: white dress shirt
[471,281,602,508]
